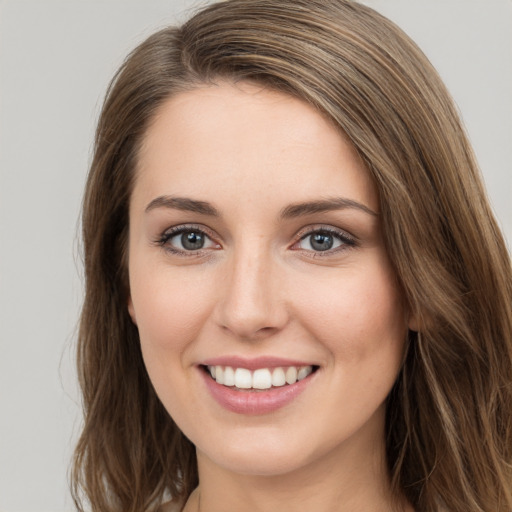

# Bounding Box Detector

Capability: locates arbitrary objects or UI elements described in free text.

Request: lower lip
[200,368,315,415]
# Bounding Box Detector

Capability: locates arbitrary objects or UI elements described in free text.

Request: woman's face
[128,82,411,477]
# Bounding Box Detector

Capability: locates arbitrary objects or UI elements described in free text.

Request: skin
[128,82,415,512]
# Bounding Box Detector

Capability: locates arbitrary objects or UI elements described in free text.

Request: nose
[214,247,289,340]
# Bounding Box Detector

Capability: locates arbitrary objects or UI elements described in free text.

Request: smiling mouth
[202,364,318,391]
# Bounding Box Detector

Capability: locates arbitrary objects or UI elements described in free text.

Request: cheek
[129,268,215,418]
[294,264,406,363]
[130,266,214,355]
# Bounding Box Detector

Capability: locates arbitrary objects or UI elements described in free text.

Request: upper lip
[200,356,317,371]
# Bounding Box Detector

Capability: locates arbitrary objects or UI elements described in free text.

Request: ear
[127,296,137,325]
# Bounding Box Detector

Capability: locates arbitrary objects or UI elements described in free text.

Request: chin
[194,425,332,478]
[203,448,312,477]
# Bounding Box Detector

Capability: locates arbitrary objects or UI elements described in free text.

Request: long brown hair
[72,1,512,511]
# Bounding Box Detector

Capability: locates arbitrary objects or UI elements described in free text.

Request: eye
[294,227,355,253]
[158,226,219,254]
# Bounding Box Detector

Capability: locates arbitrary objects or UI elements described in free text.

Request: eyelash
[155,224,357,257]
[155,224,219,256]
[292,226,357,257]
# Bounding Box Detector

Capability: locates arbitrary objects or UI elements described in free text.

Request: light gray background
[0,1,510,511]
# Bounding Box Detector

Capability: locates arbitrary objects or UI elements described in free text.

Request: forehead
[133,81,378,214]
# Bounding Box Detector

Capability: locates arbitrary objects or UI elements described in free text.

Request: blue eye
[296,229,354,253]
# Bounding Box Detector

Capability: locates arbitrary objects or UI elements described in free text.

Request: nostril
[219,319,284,341]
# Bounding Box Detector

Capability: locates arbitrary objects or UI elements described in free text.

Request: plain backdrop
[0,1,510,511]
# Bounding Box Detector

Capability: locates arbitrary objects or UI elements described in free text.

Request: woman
[72,1,512,511]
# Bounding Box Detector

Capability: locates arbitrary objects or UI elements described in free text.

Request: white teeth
[297,366,311,381]
[234,368,252,389]
[253,368,272,389]
[208,364,314,389]
[215,366,224,385]
[271,367,286,387]
[285,366,297,384]
[223,366,235,386]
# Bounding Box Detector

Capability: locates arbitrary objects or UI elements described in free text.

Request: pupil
[182,231,204,250]
[311,233,333,251]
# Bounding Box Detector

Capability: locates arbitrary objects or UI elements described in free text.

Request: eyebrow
[145,196,220,216]
[144,195,378,218]
[280,197,378,218]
